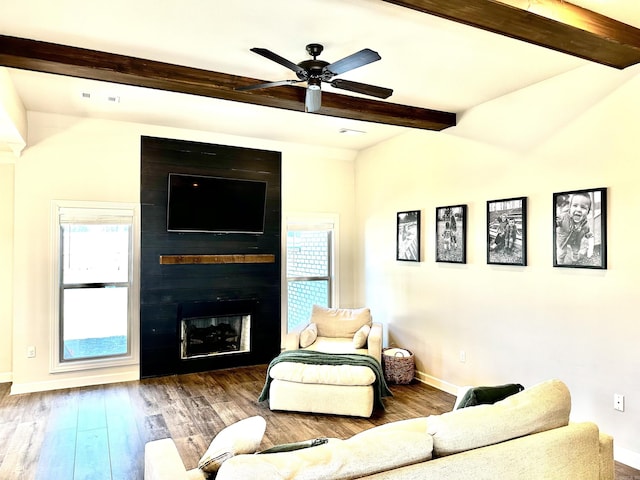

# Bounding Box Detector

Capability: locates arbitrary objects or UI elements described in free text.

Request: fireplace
[177,299,255,361]
[181,313,250,359]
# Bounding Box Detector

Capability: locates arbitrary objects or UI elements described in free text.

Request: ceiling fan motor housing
[296,59,332,82]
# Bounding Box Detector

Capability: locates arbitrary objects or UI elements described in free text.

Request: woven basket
[382,348,415,384]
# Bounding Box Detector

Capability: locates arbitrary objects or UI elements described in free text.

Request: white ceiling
[1,0,640,151]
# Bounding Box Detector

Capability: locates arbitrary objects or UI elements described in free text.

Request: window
[51,201,139,372]
[285,216,337,333]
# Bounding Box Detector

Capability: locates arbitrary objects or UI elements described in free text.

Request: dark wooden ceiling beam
[0,35,456,131]
[383,0,640,69]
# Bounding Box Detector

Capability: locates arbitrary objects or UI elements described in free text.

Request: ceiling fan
[235,43,393,113]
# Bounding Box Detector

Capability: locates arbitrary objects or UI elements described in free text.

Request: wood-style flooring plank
[36,427,76,479]
[77,387,106,432]
[0,420,47,480]
[74,428,111,480]
[104,385,145,480]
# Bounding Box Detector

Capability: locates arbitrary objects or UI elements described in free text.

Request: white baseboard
[414,369,459,396]
[0,371,12,383]
[615,446,640,471]
[10,370,139,395]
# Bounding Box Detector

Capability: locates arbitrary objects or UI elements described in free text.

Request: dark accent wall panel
[140,136,281,378]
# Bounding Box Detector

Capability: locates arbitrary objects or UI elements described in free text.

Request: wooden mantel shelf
[160,254,275,265]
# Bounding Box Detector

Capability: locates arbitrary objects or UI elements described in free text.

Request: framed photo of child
[435,205,467,264]
[553,187,607,269]
[396,210,421,262]
[487,197,527,266]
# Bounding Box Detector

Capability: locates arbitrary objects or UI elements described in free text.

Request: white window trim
[50,200,140,373]
[282,212,339,342]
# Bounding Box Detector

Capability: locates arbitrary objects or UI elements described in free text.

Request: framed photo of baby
[487,197,527,266]
[396,210,421,262]
[435,205,467,264]
[553,187,607,269]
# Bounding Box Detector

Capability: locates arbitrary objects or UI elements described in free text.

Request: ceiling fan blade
[324,48,381,76]
[305,88,321,113]
[250,48,307,76]
[330,79,393,99]
[235,79,301,91]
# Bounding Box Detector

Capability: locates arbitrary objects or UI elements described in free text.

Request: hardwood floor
[0,365,638,479]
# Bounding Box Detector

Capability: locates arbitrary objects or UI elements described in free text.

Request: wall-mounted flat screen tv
[167,173,267,234]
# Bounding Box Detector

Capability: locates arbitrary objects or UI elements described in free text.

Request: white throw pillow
[352,324,371,349]
[299,323,318,348]
[198,416,266,473]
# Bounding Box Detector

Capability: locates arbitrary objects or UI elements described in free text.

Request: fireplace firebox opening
[179,305,252,360]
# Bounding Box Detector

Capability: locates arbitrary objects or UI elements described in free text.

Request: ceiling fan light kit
[235,43,394,113]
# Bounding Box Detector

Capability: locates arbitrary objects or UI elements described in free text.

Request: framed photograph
[553,187,607,269]
[396,210,421,262]
[435,205,466,263]
[487,197,527,266]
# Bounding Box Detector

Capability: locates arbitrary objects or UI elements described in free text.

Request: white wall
[10,112,358,393]
[0,162,14,381]
[355,68,640,464]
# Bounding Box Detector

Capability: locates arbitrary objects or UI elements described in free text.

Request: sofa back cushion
[311,305,372,338]
[216,417,432,480]
[427,379,571,457]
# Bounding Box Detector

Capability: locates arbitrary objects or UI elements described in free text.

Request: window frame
[282,213,339,339]
[50,200,140,373]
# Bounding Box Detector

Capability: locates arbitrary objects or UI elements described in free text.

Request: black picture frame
[553,187,607,269]
[396,210,421,262]
[435,205,466,264]
[487,197,527,266]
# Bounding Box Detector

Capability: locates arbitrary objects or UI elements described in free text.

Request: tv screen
[167,173,267,234]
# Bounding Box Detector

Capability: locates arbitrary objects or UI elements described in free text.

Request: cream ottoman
[267,361,376,417]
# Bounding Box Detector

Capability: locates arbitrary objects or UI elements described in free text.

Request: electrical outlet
[614,393,625,412]
[27,345,36,358]
[459,350,466,363]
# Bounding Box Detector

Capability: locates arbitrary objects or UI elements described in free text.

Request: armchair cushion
[299,323,318,348]
[311,305,372,338]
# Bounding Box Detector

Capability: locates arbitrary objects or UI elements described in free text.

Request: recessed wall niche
[140,136,281,378]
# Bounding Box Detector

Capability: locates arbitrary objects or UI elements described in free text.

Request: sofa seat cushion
[302,336,368,356]
[427,379,571,457]
[216,418,432,480]
[269,361,376,386]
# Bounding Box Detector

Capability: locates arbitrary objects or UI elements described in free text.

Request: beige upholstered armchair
[284,305,383,364]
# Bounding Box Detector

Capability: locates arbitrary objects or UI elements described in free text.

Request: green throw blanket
[258,350,393,410]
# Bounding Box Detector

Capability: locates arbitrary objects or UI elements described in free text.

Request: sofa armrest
[367,322,383,364]
[145,438,206,480]
[599,432,614,480]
